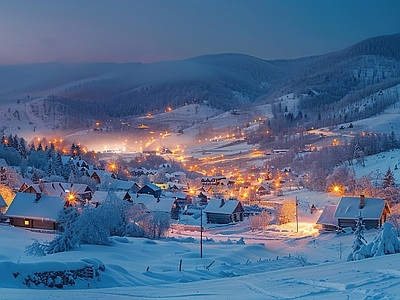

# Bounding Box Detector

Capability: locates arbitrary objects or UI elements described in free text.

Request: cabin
[5,193,66,230]
[333,195,391,230]
[137,183,162,198]
[316,205,339,231]
[256,184,271,196]
[204,199,244,224]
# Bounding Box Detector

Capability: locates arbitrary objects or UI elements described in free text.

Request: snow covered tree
[382,167,395,188]
[146,211,171,238]
[277,200,296,225]
[368,222,400,256]
[250,210,272,231]
[347,216,370,261]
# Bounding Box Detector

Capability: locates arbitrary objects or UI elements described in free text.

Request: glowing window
[24,220,30,226]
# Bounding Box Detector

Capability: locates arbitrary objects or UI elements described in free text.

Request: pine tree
[383,167,395,188]
[347,215,370,261]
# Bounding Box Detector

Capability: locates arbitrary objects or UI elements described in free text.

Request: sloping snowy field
[1,205,400,300]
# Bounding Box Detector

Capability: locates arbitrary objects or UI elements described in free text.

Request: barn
[204,199,244,224]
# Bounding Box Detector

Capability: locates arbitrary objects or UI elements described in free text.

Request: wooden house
[5,193,66,230]
[204,199,244,224]
[333,195,391,230]
[137,183,162,198]
[316,205,339,231]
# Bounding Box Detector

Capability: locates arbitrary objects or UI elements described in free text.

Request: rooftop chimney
[35,193,42,203]
[359,194,365,209]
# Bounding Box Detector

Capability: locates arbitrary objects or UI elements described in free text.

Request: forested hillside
[0,33,399,131]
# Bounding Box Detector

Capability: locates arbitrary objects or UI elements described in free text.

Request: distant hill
[0,33,399,132]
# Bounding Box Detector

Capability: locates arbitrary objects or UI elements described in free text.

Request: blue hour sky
[0,0,399,65]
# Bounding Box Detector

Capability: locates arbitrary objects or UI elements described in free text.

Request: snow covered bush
[249,210,272,231]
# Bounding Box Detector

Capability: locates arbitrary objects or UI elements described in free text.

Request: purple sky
[1,0,399,65]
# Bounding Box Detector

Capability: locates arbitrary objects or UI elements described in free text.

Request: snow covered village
[2,3,400,299]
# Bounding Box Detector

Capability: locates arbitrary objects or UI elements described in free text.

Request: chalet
[137,183,162,198]
[333,195,391,230]
[5,193,66,230]
[204,199,244,224]
[316,205,339,231]
[134,194,181,220]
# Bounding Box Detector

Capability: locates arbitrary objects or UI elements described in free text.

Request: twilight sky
[1,0,399,65]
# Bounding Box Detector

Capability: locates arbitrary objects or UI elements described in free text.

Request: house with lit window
[5,192,66,230]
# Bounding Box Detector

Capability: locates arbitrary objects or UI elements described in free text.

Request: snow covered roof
[107,178,134,191]
[91,191,129,203]
[133,194,175,213]
[143,183,161,191]
[5,193,65,221]
[316,205,338,226]
[204,199,243,214]
[0,194,7,207]
[334,196,387,220]
[24,182,91,197]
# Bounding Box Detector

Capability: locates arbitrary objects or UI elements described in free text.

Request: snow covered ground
[1,188,399,299]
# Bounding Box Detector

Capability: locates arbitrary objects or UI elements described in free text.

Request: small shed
[316,205,339,231]
[204,199,244,224]
[137,183,162,198]
[333,195,391,229]
[5,193,65,230]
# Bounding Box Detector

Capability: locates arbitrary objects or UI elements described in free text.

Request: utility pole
[295,196,299,233]
[200,207,203,258]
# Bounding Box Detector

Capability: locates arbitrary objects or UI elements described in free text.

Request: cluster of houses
[0,156,393,233]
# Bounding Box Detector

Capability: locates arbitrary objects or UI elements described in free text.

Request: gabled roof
[141,183,161,191]
[134,194,175,213]
[204,199,243,214]
[5,193,65,221]
[23,182,92,197]
[317,205,338,226]
[333,196,387,220]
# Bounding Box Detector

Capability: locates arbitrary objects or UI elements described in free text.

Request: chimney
[219,199,225,208]
[359,194,365,209]
[35,193,42,203]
